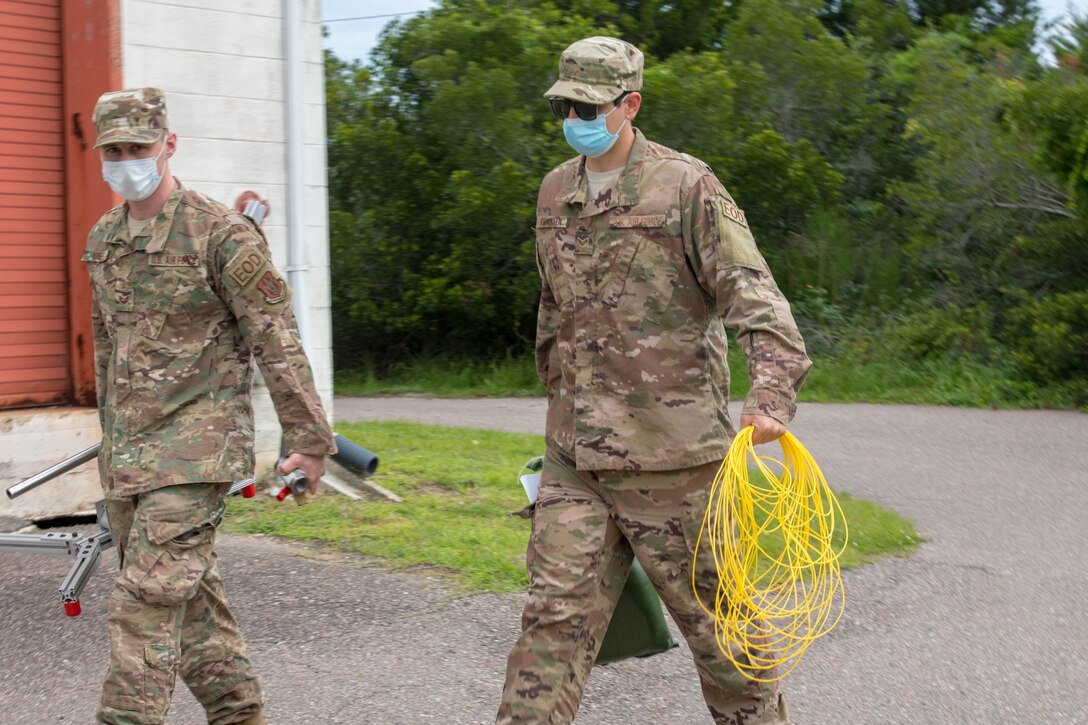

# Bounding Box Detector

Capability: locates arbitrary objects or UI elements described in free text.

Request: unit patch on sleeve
[227,249,266,287]
[719,198,748,228]
[255,270,287,304]
[224,247,293,312]
[710,197,764,271]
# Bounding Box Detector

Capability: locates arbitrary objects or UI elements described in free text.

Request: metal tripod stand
[0,444,257,617]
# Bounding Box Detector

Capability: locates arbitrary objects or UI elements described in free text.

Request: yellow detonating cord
[692,426,847,682]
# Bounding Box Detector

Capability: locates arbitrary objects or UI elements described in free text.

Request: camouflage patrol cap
[544,36,643,105]
[92,87,168,148]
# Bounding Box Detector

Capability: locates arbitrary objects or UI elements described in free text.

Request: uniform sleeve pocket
[145,505,221,547]
[537,222,574,309]
[709,198,765,271]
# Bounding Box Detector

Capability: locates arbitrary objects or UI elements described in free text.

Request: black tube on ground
[331,434,378,478]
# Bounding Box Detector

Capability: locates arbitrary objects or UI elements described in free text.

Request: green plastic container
[595,559,678,665]
[515,457,677,666]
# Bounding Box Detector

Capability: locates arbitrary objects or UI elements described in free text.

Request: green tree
[324,0,1084,398]
[326,1,605,369]
[521,0,730,57]
[724,0,872,158]
[886,32,1069,299]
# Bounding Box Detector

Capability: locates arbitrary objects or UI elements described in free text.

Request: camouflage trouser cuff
[201,672,263,725]
[200,670,252,706]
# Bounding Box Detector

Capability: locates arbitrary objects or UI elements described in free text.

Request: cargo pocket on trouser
[99,596,182,719]
[143,640,181,713]
[112,500,223,608]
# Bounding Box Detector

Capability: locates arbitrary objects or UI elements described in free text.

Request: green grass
[335,357,544,398]
[223,421,919,593]
[725,345,1081,410]
[335,348,1082,410]
[791,350,1084,410]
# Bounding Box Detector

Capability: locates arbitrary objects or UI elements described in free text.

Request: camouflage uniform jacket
[83,181,335,497]
[535,129,812,471]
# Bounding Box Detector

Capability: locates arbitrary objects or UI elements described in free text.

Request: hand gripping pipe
[275,462,309,502]
[275,435,379,501]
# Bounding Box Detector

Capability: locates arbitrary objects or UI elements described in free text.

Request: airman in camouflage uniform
[497,38,811,724]
[85,88,336,725]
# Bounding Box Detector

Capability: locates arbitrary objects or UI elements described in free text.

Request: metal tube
[0,532,82,556]
[228,477,257,496]
[59,531,111,604]
[6,444,101,500]
[283,0,310,349]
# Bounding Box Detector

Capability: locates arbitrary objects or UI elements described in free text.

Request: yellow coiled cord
[693,426,847,682]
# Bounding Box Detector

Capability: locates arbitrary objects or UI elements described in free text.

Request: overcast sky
[322,0,438,63]
[322,0,1087,65]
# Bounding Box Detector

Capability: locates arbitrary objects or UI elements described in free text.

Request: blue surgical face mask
[101,142,166,202]
[563,103,627,158]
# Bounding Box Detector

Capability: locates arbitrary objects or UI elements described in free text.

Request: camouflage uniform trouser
[97,482,263,725]
[497,449,791,725]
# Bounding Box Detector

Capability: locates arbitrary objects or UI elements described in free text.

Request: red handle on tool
[64,600,81,617]
[241,482,256,498]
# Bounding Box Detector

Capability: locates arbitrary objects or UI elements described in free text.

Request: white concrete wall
[0,409,102,520]
[121,0,334,475]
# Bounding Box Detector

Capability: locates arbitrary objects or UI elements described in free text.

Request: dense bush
[326,0,1087,406]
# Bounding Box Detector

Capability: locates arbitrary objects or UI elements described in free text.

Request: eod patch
[225,247,291,311]
[228,250,264,287]
[709,197,763,271]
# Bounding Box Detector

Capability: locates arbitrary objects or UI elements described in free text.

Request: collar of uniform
[143,179,185,254]
[105,210,129,245]
[563,128,648,218]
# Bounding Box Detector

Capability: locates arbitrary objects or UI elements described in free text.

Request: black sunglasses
[549,92,629,121]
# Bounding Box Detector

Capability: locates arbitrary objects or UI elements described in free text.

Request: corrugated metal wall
[0,0,69,408]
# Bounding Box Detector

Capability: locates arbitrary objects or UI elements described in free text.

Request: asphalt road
[0,398,1084,724]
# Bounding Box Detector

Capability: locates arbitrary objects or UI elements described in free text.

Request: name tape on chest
[536,216,569,229]
[609,214,666,229]
[149,253,201,267]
